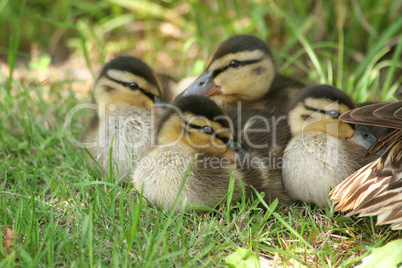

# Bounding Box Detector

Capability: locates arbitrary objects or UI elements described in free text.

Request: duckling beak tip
[179,70,218,97]
[347,125,377,150]
[223,140,246,162]
[226,139,247,155]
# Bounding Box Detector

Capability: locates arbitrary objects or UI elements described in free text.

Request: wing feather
[330,101,402,230]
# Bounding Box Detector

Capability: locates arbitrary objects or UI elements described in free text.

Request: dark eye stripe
[183,120,231,144]
[185,122,215,135]
[106,75,156,102]
[213,58,262,77]
[219,136,230,145]
[304,104,340,118]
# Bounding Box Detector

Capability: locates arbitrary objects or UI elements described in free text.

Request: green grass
[1,0,402,266]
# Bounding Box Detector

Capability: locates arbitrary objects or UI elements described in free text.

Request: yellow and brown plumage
[330,101,402,230]
[176,35,305,203]
[282,85,378,206]
[181,34,305,115]
[132,95,289,212]
[82,56,165,181]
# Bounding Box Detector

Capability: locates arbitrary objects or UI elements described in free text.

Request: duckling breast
[132,145,245,212]
[282,132,370,206]
[132,146,193,211]
[86,105,157,181]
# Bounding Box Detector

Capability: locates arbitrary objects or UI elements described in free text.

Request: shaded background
[1,0,401,101]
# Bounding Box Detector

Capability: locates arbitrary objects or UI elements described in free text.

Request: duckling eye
[328,110,339,118]
[202,125,214,134]
[229,60,240,68]
[128,82,139,90]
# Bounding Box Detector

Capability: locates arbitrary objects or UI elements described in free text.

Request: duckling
[83,56,164,181]
[181,34,305,114]
[132,95,286,212]
[330,101,402,230]
[282,85,378,206]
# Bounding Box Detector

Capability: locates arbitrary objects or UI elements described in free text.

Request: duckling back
[228,108,291,204]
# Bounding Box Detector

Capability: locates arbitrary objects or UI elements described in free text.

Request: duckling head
[93,56,164,114]
[182,35,276,102]
[157,95,245,161]
[287,85,360,141]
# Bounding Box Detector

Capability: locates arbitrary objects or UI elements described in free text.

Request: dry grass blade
[2,226,17,256]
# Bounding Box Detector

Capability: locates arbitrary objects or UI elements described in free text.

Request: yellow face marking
[304,98,351,115]
[206,50,276,100]
[157,113,183,146]
[181,113,233,154]
[207,50,266,70]
[288,98,355,139]
[182,113,234,140]
[107,69,162,97]
[157,112,235,156]
[94,70,161,113]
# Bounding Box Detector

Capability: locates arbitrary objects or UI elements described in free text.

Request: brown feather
[341,101,402,129]
[330,101,402,230]
[366,129,399,157]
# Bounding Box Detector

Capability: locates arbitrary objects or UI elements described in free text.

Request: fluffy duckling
[181,34,305,114]
[330,101,402,230]
[83,56,164,181]
[282,85,378,206]
[132,95,285,212]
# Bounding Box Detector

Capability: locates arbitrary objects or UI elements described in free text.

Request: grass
[1,0,402,266]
